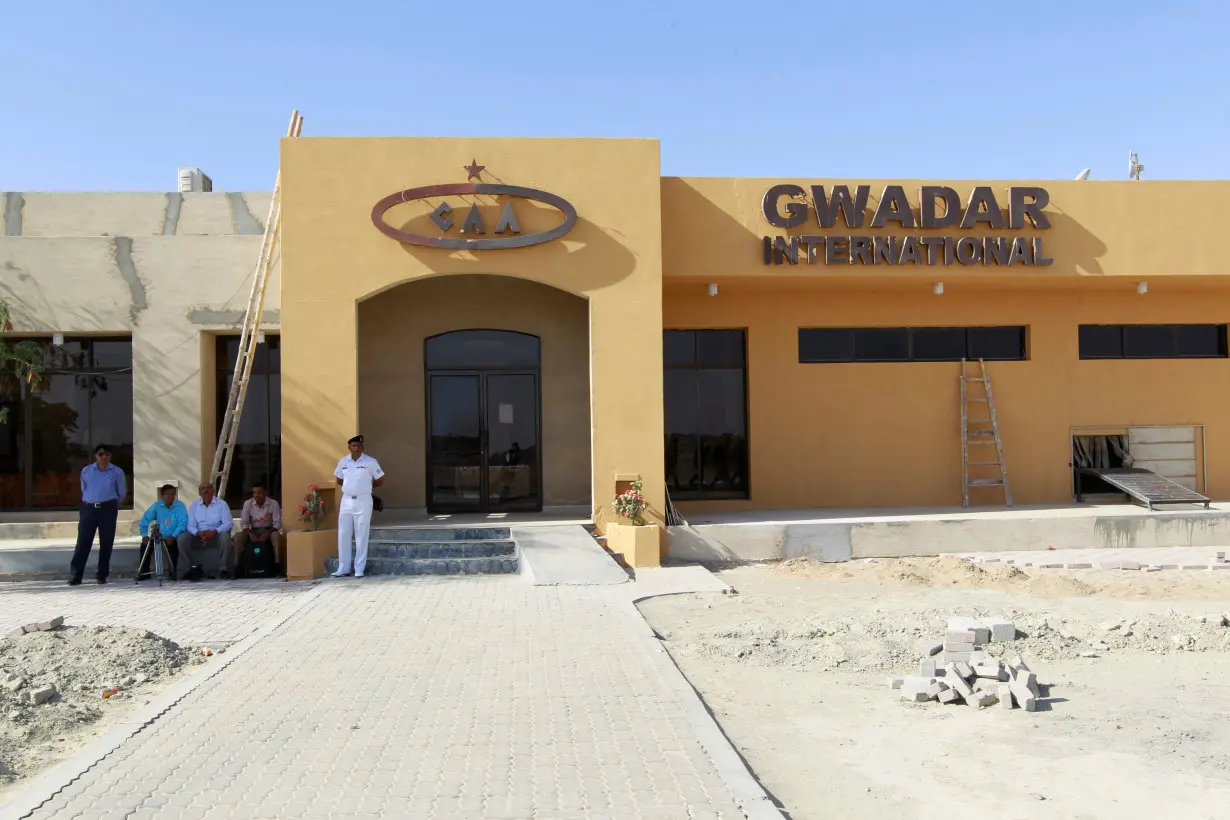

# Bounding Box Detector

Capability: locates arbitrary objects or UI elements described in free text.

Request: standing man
[332,435,385,578]
[68,444,127,585]
[187,481,235,579]
[234,482,283,570]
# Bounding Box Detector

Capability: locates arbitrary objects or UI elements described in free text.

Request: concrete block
[918,639,944,657]
[974,663,1005,680]
[1211,564,1230,570]
[944,664,974,698]
[941,651,973,665]
[1019,694,1037,712]
[25,684,56,705]
[937,688,961,704]
[971,691,999,708]
[36,616,65,632]
[901,690,931,703]
[998,684,1015,709]
[1181,564,1207,571]
[944,641,976,652]
[919,659,937,677]
[888,677,905,690]
[1065,562,1093,570]
[2,675,25,692]
[972,679,998,693]
[1009,655,1031,673]
[901,677,936,695]
[22,623,39,634]
[953,662,975,680]
[926,681,949,699]
[1120,561,1141,571]
[947,617,983,631]
[1008,671,1039,704]
[988,620,1016,642]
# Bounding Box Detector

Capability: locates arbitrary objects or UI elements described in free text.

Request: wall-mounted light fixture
[933,282,944,296]
[708,283,719,297]
[257,331,266,344]
[1136,282,1148,295]
[51,333,64,346]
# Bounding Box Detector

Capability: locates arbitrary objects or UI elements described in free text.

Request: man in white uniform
[332,435,386,578]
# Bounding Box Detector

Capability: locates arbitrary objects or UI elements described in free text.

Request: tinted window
[696,330,745,368]
[912,327,966,361]
[1123,325,1177,358]
[1175,325,1225,357]
[425,330,541,370]
[663,330,748,500]
[798,329,854,363]
[663,331,696,368]
[1078,326,1122,359]
[216,335,281,508]
[969,327,1026,361]
[853,328,909,361]
[1080,324,1228,359]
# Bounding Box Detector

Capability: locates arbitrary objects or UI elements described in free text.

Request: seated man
[234,483,283,573]
[186,481,235,580]
[138,484,189,580]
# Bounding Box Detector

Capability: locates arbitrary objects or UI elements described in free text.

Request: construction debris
[892,617,1043,711]
[6,615,65,639]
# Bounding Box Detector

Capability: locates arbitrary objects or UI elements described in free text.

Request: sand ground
[639,558,1230,820]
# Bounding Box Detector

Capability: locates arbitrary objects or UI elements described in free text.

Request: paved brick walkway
[0,579,317,645]
[12,573,755,820]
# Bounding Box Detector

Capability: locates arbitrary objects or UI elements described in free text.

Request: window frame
[798,326,1028,363]
[1,336,134,511]
[663,329,750,501]
[1078,324,1229,360]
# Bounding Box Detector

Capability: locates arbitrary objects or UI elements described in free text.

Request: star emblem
[464,159,485,181]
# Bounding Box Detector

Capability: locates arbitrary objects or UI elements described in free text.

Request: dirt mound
[663,600,1230,676]
[1,625,206,785]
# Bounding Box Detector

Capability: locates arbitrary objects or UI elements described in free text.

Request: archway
[357,274,591,513]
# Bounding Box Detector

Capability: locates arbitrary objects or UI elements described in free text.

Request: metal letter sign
[371,183,578,251]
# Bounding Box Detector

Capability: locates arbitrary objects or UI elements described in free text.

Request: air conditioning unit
[177,167,213,193]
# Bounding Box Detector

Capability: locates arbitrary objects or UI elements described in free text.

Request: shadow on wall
[388,209,640,295]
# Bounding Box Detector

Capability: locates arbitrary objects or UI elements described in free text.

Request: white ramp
[512,525,628,586]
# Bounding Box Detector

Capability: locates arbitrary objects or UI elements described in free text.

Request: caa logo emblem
[371,183,578,251]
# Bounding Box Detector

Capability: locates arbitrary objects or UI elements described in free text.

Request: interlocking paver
[0,578,316,644]
[9,574,753,819]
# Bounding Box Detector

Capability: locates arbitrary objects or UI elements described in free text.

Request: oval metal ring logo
[371,183,578,250]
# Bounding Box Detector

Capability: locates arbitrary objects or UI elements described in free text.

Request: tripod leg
[154,540,165,587]
[135,541,152,585]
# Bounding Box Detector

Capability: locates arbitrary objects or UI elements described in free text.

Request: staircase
[323,526,519,576]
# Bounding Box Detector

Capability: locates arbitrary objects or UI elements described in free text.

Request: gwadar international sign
[761,184,1052,267]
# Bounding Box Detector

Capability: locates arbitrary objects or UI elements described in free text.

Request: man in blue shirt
[187,481,235,579]
[137,484,190,580]
[69,444,127,586]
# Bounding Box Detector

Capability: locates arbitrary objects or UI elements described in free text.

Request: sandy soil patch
[1,625,211,797]
[640,558,1230,820]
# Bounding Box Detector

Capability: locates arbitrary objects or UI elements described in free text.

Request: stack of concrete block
[5,615,64,639]
[891,618,1041,711]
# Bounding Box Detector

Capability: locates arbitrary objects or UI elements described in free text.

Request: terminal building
[2,137,1228,544]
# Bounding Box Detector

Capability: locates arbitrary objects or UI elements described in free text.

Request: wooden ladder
[209,109,303,497]
[960,358,1012,507]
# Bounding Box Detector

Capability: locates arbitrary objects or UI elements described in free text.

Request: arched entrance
[425,329,542,513]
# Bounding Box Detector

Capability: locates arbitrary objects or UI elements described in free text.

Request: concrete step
[324,555,518,576]
[367,540,516,560]
[0,516,141,541]
[369,526,511,542]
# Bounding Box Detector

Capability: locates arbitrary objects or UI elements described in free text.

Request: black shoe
[67,578,82,586]
[96,577,107,585]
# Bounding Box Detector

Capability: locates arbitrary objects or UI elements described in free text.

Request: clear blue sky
[1,1,1227,190]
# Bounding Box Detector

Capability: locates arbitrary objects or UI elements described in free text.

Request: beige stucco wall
[0,192,278,509]
[357,274,591,509]
[280,137,666,529]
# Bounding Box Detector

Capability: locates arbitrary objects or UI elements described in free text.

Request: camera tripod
[135,526,176,587]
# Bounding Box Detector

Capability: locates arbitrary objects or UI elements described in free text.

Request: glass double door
[427,371,541,513]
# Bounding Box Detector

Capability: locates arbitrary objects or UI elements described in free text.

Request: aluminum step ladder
[209,110,303,496]
[961,358,1012,507]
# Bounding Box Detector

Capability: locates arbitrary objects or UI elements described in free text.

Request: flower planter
[286,529,337,580]
[606,522,661,568]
